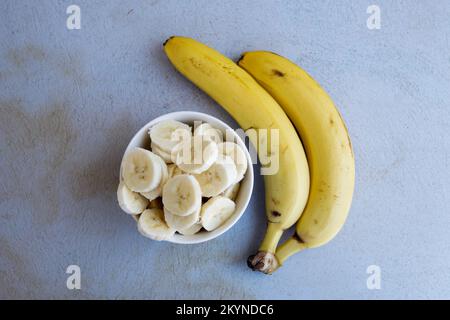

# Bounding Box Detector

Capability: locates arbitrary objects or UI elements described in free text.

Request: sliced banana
[117,181,148,215]
[151,142,173,163]
[201,196,236,231]
[218,142,248,183]
[194,156,237,197]
[194,123,223,144]
[149,120,191,153]
[178,223,203,236]
[122,147,162,192]
[167,164,177,178]
[221,182,241,201]
[162,174,202,216]
[173,137,218,174]
[167,163,185,178]
[140,156,169,201]
[172,165,185,177]
[164,207,200,231]
[137,208,175,241]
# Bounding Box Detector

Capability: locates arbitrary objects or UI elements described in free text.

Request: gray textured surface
[1,0,450,299]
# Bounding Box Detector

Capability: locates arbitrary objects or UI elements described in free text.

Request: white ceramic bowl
[122,111,254,244]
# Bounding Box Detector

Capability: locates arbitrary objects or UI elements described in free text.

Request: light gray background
[1,0,449,299]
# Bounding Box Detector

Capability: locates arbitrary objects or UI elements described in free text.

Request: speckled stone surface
[1,0,449,299]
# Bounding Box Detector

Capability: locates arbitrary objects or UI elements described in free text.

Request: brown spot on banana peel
[335,109,354,158]
[271,210,281,217]
[271,197,280,206]
[272,69,285,77]
[238,51,283,62]
[346,132,354,158]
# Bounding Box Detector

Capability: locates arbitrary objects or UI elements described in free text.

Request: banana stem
[275,235,307,265]
[258,222,284,253]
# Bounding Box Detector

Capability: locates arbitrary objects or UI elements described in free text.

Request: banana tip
[247,255,256,270]
[247,251,279,274]
[163,36,175,47]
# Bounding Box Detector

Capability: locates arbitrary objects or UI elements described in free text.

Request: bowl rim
[121,111,254,244]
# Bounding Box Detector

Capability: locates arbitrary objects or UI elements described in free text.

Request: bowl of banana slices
[117,111,254,244]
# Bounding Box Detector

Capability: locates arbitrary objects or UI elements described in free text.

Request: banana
[167,163,185,178]
[194,122,223,144]
[239,51,355,273]
[194,156,237,197]
[164,206,200,231]
[173,136,218,174]
[221,182,240,201]
[162,174,202,216]
[150,120,191,153]
[218,142,248,183]
[167,163,177,177]
[201,196,236,231]
[140,155,169,201]
[178,223,203,236]
[164,37,310,256]
[122,147,162,192]
[138,208,175,241]
[151,143,173,163]
[117,181,148,215]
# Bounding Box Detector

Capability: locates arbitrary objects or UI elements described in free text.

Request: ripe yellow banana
[239,51,355,273]
[164,37,310,258]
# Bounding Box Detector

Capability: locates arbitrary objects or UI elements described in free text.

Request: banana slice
[178,223,203,236]
[164,207,200,231]
[137,208,175,241]
[151,142,173,163]
[194,156,237,197]
[172,165,185,177]
[140,156,169,201]
[221,182,240,201]
[149,120,191,153]
[167,164,177,177]
[117,181,148,215]
[162,174,202,216]
[122,147,162,192]
[194,123,223,144]
[173,137,218,174]
[218,142,248,183]
[167,163,185,178]
[201,196,236,231]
